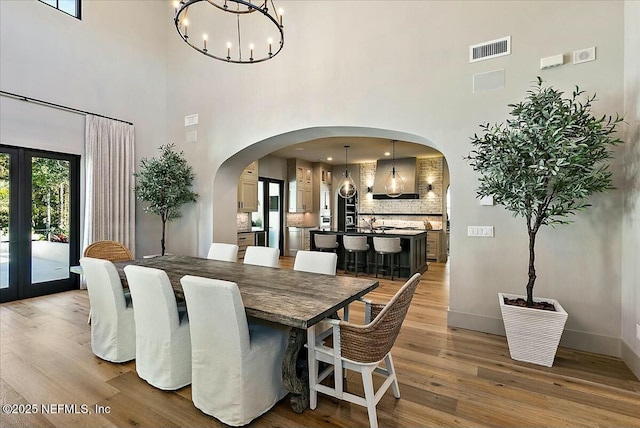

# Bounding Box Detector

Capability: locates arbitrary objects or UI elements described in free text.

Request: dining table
[111,254,379,413]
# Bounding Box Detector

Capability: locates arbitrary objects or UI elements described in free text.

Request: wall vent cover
[469,36,511,63]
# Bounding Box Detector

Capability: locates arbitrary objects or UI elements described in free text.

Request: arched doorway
[211,126,451,261]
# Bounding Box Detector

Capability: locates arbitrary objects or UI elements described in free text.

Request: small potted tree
[467,77,623,366]
[134,144,198,256]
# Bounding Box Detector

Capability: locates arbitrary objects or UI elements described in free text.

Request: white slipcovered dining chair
[293,250,337,276]
[243,246,279,268]
[206,243,239,262]
[124,265,192,390]
[307,273,421,428]
[294,250,345,328]
[83,240,134,324]
[79,257,136,363]
[181,275,288,426]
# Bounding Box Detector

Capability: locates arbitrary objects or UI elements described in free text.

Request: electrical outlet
[186,130,197,143]
[467,226,494,237]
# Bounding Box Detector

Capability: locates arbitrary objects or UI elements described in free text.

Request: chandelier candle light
[173,0,284,64]
[338,145,357,199]
[384,140,405,197]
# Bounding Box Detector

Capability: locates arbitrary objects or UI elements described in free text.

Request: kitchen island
[310,228,428,277]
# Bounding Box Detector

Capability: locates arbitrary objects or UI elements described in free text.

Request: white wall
[164,0,628,357]
[0,0,169,257]
[621,0,640,378]
[257,154,287,181]
[1,0,636,363]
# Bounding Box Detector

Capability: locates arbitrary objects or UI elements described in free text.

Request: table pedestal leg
[282,327,309,413]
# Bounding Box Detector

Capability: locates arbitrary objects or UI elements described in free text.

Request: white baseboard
[447,310,621,358]
[621,340,640,381]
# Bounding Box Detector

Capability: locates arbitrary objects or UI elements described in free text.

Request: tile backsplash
[359,157,444,215]
[237,213,250,231]
[286,212,316,227]
[359,215,444,230]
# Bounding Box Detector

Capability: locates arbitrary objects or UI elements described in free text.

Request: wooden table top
[113,255,378,329]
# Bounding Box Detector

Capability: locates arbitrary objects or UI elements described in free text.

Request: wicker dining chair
[83,240,134,262]
[307,273,421,428]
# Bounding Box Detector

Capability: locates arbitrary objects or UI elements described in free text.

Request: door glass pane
[58,0,78,16]
[0,153,9,289]
[31,157,70,284]
[268,182,280,249]
[251,181,264,229]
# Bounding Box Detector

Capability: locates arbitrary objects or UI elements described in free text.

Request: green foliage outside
[0,154,70,242]
[31,158,70,242]
[134,144,198,255]
[0,154,9,236]
[467,78,623,307]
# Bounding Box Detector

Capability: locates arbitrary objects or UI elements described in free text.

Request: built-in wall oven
[320,215,331,229]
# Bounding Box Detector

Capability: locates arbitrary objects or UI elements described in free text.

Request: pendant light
[338,145,357,199]
[384,140,404,198]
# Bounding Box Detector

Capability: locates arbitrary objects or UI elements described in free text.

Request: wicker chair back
[339,272,420,363]
[84,240,133,263]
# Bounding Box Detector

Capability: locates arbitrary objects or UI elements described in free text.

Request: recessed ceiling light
[327,157,333,161]
[384,152,391,156]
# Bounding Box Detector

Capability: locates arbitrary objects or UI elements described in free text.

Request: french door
[251,178,284,256]
[0,145,80,302]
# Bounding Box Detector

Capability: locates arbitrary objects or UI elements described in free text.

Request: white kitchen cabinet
[427,230,448,262]
[303,227,316,250]
[237,232,255,261]
[287,228,303,256]
[288,159,313,213]
[287,226,317,255]
[313,162,332,214]
[238,161,259,212]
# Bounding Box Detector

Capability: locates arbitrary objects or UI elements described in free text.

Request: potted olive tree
[467,77,623,366]
[134,144,198,256]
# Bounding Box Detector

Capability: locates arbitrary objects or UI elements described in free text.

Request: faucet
[361,216,376,232]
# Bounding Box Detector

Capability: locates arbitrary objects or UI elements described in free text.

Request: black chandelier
[173,0,284,64]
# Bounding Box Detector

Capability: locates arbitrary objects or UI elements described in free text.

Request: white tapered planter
[498,293,568,367]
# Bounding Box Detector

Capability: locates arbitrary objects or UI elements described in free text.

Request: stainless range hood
[371,157,419,199]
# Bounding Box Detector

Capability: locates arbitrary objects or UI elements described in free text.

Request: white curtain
[83,115,136,257]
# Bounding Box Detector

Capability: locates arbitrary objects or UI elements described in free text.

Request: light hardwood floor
[1,258,639,427]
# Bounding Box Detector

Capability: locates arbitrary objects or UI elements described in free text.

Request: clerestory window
[39,0,81,19]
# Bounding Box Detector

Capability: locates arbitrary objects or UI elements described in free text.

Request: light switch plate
[480,195,494,206]
[468,226,494,237]
[636,324,640,341]
[184,114,199,127]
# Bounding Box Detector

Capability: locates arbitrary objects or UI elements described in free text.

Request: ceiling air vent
[469,36,511,63]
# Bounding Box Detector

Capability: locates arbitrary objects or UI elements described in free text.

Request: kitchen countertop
[314,228,429,236]
[237,228,266,234]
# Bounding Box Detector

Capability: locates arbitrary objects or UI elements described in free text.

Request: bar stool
[343,235,369,277]
[315,234,339,252]
[373,237,401,281]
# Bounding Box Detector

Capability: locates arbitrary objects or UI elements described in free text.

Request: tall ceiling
[270,137,442,165]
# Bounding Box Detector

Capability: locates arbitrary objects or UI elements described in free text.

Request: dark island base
[310,229,429,278]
